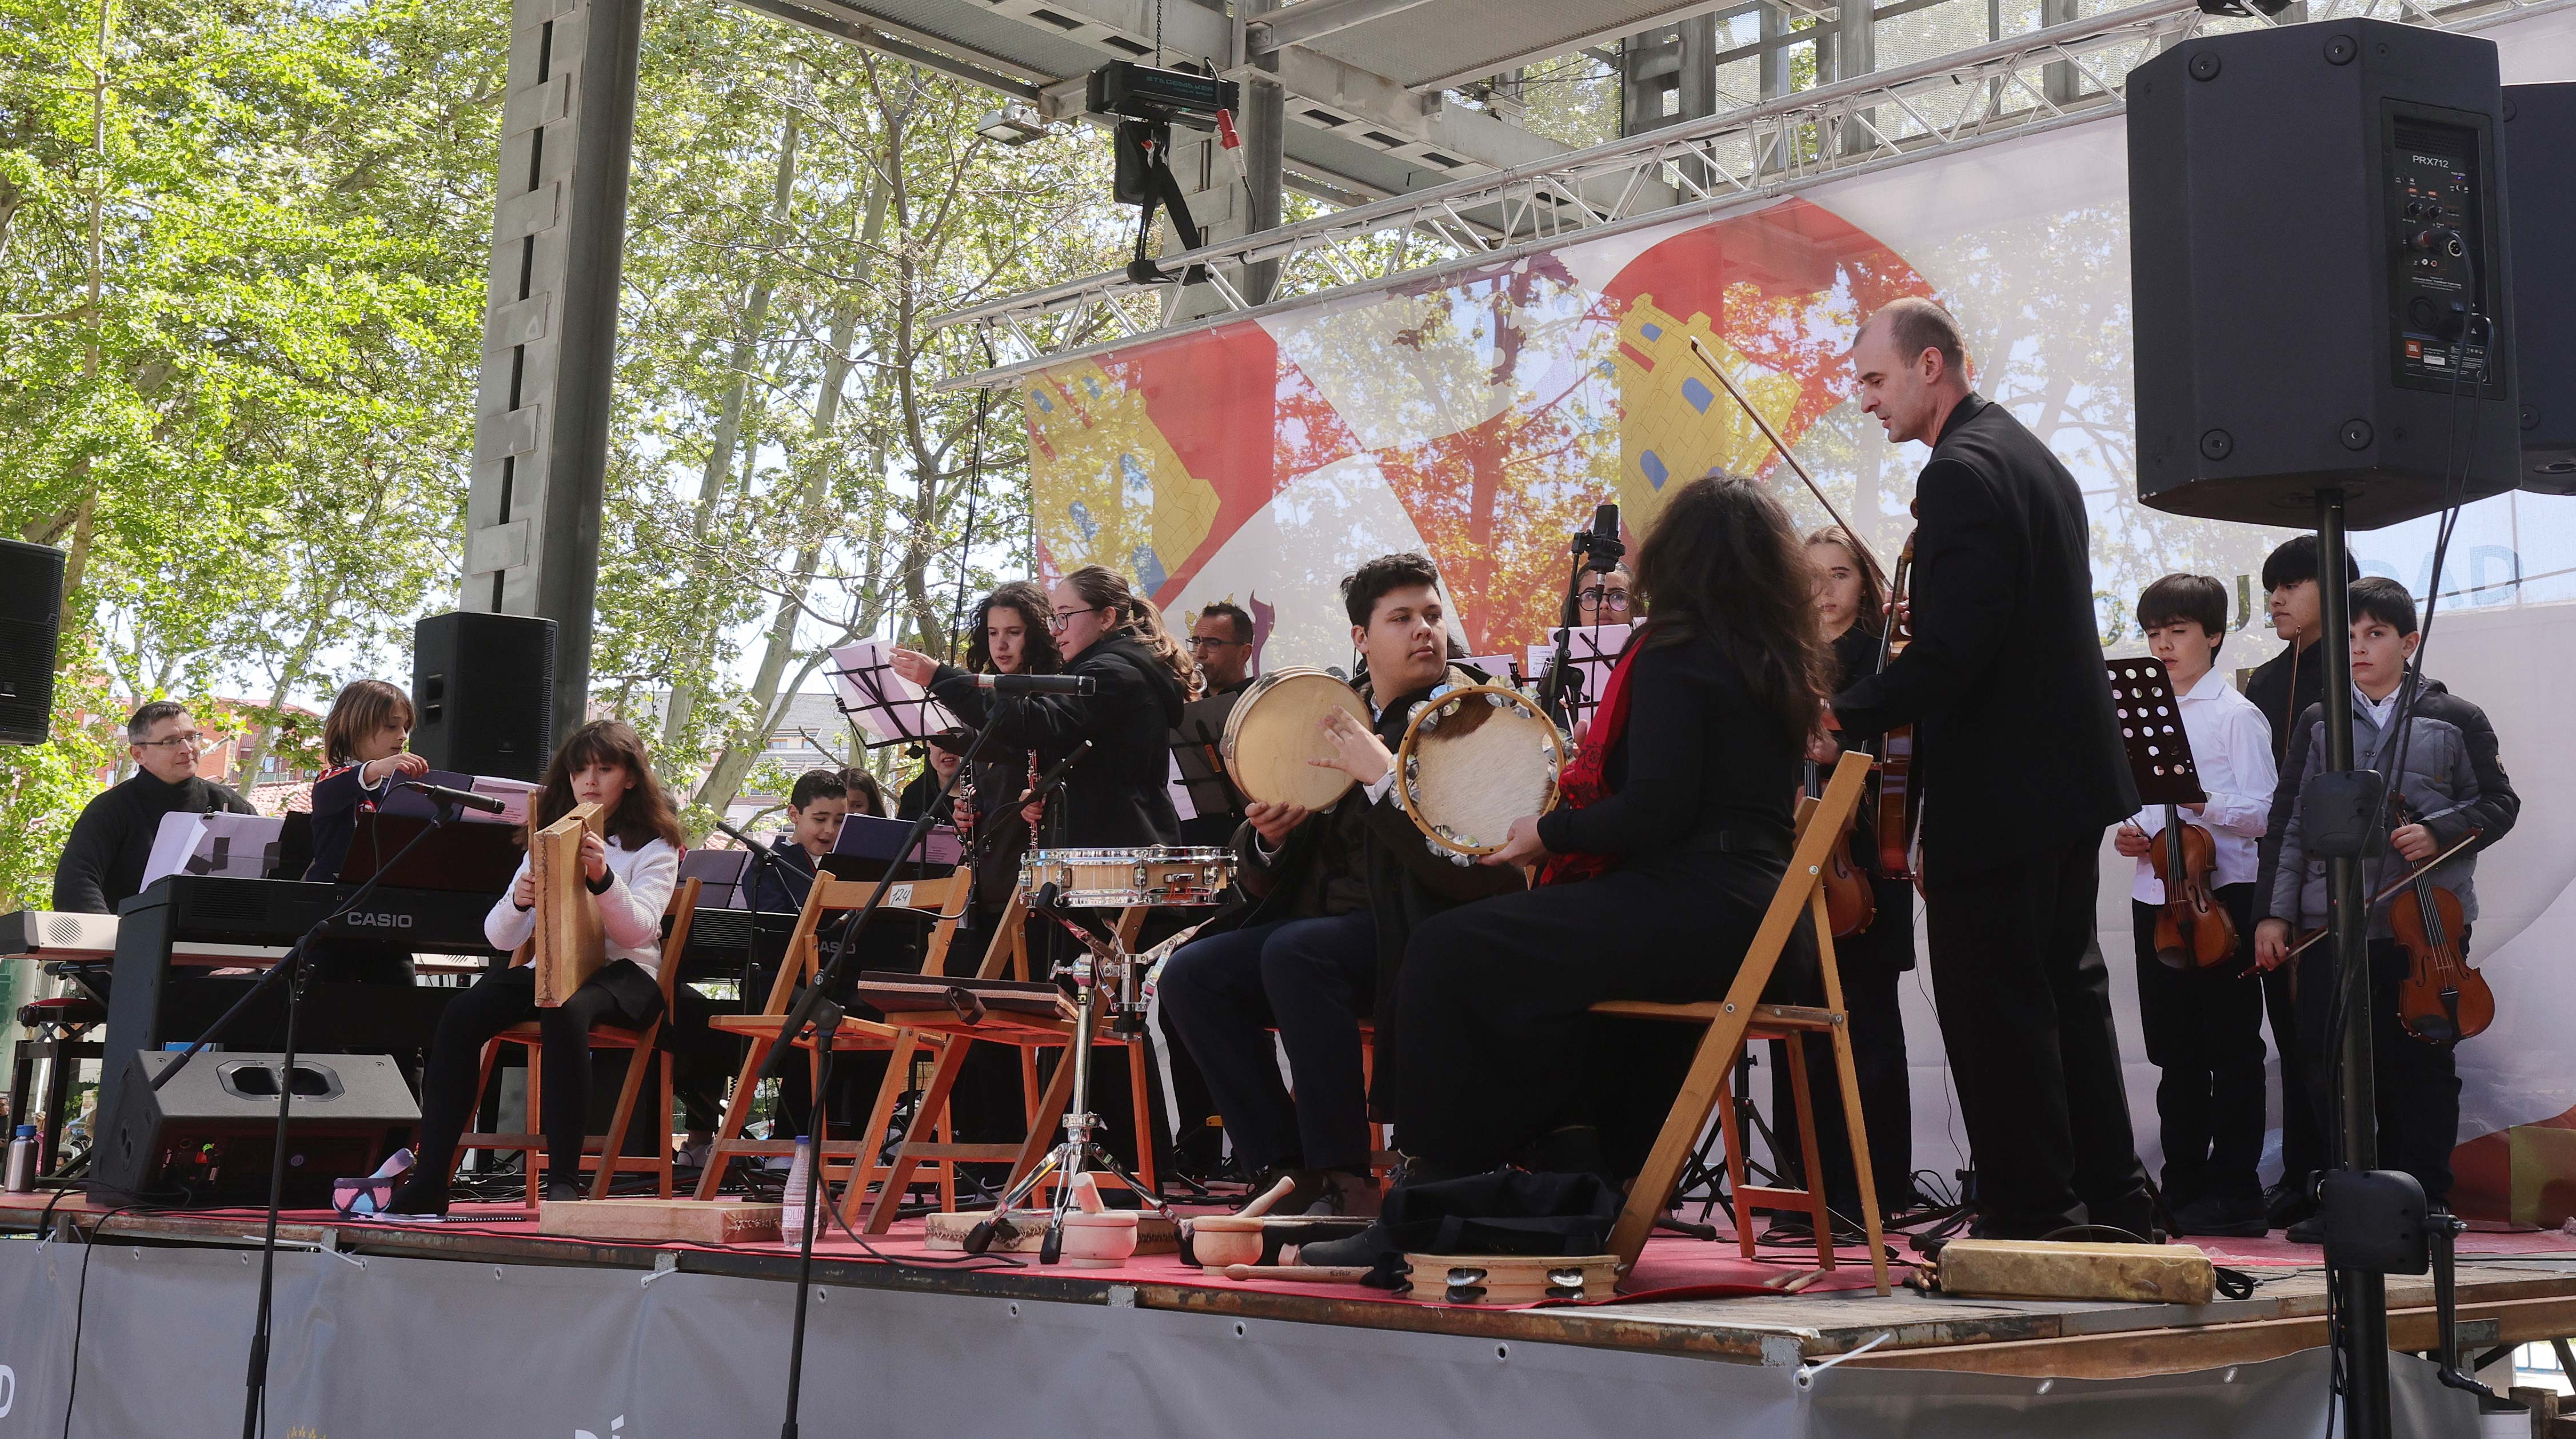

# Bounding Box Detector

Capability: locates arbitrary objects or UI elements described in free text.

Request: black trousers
[1393,858,1790,1175]
[2130,885,2266,1207]
[414,960,663,1187]
[2294,933,2465,1204]
[1157,912,1376,1174]
[1922,836,2148,1237]
[1775,873,1917,1214]
[2260,959,2323,1189]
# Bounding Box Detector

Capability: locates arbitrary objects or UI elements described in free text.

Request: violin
[1808,760,1876,938]
[2151,802,2236,969]
[2389,800,2493,1046]
[1872,533,1922,880]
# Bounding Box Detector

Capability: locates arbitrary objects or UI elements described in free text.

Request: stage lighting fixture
[976,101,1051,146]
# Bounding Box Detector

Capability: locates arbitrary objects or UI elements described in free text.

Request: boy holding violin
[2114,575,2278,1238]
[2254,577,2519,1237]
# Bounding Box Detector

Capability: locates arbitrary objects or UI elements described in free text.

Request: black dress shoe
[2265,1179,2317,1230]
[385,1175,450,1217]
[544,1179,584,1203]
[2171,1193,2270,1238]
[2285,1213,2326,1246]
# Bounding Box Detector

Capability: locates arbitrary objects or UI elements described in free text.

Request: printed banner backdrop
[1019,9,2576,1222]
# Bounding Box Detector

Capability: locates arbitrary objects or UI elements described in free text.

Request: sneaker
[2285,1213,2326,1246]
[675,1133,713,1170]
[2171,1193,2270,1238]
[1293,1221,1392,1269]
[1313,1169,1381,1218]
[544,1179,584,1203]
[2265,1179,2316,1231]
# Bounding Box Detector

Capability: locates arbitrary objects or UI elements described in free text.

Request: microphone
[708,815,773,854]
[1579,501,1624,574]
[396,778,508,815]
[971,673,1097,695]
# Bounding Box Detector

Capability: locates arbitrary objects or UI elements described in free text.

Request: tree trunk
[660,106,800,751]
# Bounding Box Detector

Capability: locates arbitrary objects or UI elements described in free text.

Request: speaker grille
[0,540,66,746]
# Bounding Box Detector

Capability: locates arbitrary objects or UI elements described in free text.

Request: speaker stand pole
[2317,488,2393,1439]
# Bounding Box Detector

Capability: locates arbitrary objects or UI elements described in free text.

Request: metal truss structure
[928,0,2569,390]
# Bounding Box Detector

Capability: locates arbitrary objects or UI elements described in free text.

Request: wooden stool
[1591,752,1890,1295]
[692,871,975,1218]
[457,877,701,1206]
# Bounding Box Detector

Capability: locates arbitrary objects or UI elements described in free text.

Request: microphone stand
[712,818,798,1021]
[1537,527,1621,726]
[135,794,467,1439]
[772,705,1029,1439]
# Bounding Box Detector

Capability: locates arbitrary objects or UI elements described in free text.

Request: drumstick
[1222,1265,1374,1283]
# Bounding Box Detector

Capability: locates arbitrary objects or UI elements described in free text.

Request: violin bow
[2275,828,2484,964]
[1685,333,1882,575]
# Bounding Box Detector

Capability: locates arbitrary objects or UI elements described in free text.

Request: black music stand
[2103,657,2210,810]
[825,639,960,753]
[1534,621,1631,730]
[1168,691,1241,836]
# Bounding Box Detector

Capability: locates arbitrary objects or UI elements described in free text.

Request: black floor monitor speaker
[412,609,556,782]
[0,538,66,747]
[90,1050,420,1209]
[2128,19,2518,529]
[2504,83,2576,493]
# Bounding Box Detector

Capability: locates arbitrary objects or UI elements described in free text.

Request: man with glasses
[1177,602,1259,847]
[1187,601,1258,696]
[52,700,256,914]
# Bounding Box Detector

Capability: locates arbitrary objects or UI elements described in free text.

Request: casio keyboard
[82,874,507,1120]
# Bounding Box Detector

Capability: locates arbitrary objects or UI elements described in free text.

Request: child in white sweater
[391,720,684,1213]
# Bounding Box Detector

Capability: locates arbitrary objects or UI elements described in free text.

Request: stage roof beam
[926,0,2569,390]
[1249,0,1440,52]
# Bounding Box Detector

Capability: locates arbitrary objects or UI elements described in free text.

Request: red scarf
[1537,635,1646,886]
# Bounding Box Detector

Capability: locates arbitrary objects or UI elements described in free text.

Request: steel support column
[462,0,645,743]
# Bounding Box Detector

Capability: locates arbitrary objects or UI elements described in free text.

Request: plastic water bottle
[781,1135,814,1241]
[4,1126,37,1193]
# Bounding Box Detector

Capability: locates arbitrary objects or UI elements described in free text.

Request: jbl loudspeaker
[412,610,557,782]
[2128,19,2518,529]
[90,1050,420,1209]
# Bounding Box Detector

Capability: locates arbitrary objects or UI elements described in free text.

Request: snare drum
[1393,685,1565,855]
[1022,847,1236,908]
[1220,667,1371,811]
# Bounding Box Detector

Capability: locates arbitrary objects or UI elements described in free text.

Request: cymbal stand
[964,897,1164,1264]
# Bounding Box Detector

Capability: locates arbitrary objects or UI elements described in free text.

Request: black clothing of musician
[1156,665,1522,1179]
[1390,629,1810,1176]
[1830,390,2150,1239]
[928,632,1187,848]
[51,769,256,914]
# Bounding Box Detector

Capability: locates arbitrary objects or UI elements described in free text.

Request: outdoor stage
[3,1192,2568,1437]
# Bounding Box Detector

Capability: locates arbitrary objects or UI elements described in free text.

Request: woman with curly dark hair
[961,580,1064,679]
[1383,473,1834,1187]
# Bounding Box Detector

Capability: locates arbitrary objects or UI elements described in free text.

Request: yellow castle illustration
[1023,360,1222,593]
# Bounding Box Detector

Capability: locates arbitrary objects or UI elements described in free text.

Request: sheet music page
[142,811,286,887]
[827,639,959,744]
[468,775,543,826]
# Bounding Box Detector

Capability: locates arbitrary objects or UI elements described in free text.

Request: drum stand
[965,897,1165,1263]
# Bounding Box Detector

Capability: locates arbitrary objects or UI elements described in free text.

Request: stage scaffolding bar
[926,0,2571,392]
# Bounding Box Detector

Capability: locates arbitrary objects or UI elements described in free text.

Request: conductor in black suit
[1824,298,2152,1240]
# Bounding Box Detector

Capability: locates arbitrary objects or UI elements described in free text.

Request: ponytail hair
[1061,565,1199,697]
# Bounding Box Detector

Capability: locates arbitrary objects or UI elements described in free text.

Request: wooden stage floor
[9,1187,2574,1381]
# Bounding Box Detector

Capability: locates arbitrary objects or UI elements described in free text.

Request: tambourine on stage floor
[6,1189,2574,1437]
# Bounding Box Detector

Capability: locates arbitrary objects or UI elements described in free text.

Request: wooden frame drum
[1393,685,1564,856]
[1219,667,1371,811]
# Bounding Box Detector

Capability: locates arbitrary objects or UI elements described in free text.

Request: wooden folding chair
[1591,751,1890,1294]
[859,884,1159,1234]
[690,871,974,1214]
[456,876,702,1205]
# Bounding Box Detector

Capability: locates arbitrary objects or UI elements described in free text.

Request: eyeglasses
[133,732,206,753]
[1186,636,1245,651]
[1577,589,1633,613]
[1047,606,1104,631]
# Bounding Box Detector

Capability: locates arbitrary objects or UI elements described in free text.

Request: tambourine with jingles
[1393,684,1564,855]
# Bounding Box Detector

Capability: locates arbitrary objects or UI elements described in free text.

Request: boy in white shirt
[2112,575,2277,1237]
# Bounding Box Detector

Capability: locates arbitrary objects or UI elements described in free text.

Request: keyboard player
[52,701,255,914]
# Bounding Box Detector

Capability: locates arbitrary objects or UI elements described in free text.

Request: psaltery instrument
[523,802,605,1007]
